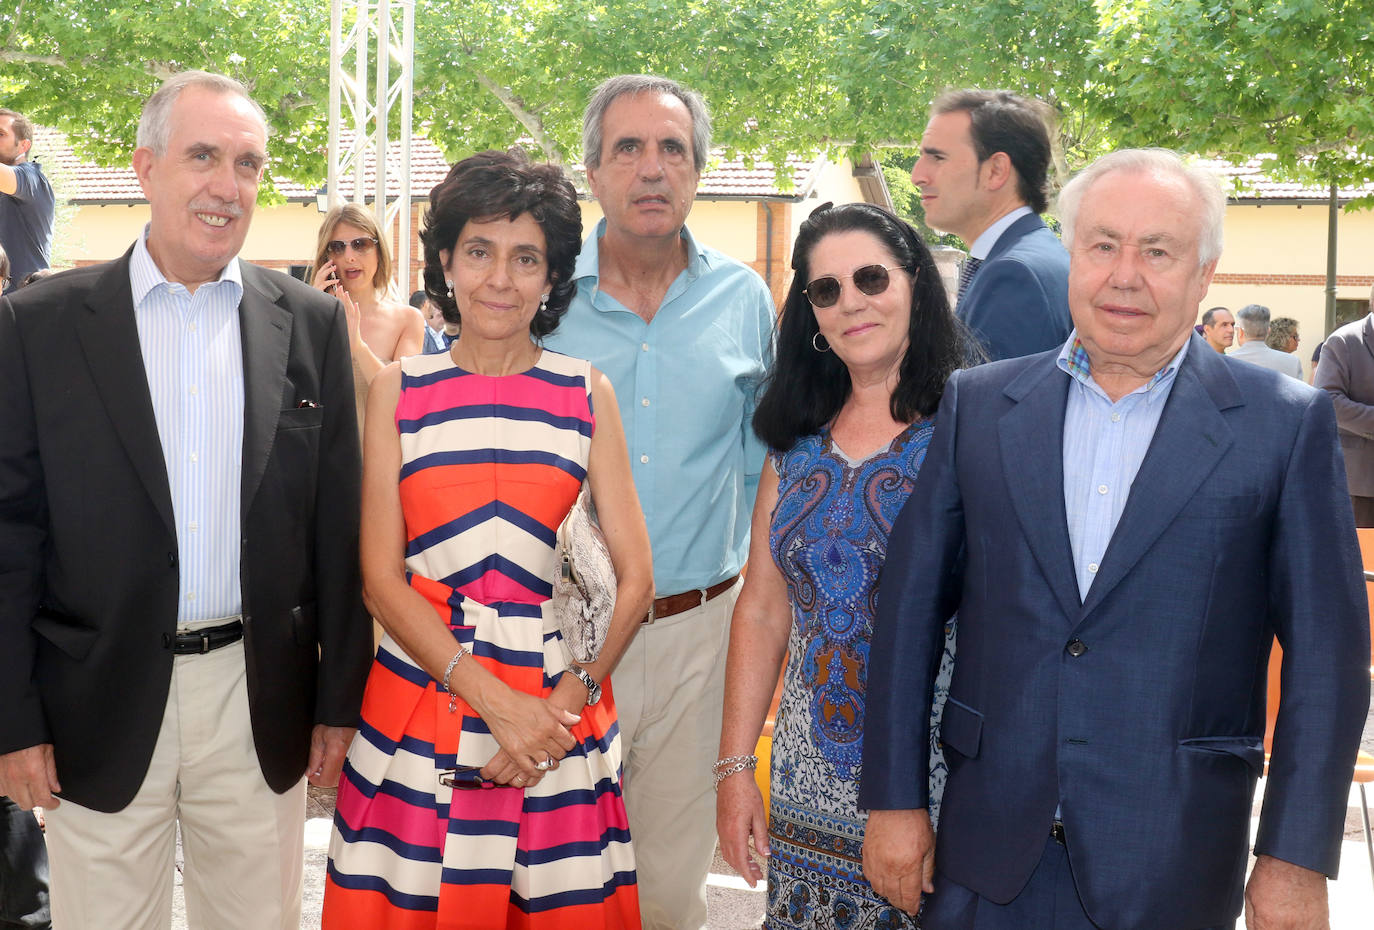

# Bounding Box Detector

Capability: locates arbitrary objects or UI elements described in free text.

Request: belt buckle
[199,630,212,654]
[644,602,656,625]
[1051,820,1066,845]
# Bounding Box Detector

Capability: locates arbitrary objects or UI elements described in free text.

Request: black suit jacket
[0,250,372,811]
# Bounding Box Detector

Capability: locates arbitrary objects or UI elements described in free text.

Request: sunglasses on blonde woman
[804,264,911,309]
[325,236,378,256]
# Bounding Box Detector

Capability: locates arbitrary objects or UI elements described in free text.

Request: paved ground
[161,686,1374,928]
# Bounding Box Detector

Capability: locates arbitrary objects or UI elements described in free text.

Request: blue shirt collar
[130,224,244,308]
[1055,330,1192,399]
[573,218,709,292]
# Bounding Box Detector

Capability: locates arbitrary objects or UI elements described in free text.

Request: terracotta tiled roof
[1196,155,1374,202]
[32,127,830,204]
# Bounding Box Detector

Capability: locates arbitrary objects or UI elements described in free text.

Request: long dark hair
[420,149,582,338]
[753,202,965,451]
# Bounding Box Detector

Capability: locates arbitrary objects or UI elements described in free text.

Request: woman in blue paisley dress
[716,203,965,929]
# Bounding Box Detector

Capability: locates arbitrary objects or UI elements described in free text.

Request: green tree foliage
[3,0,1373,203]
[1087,0,1374,200]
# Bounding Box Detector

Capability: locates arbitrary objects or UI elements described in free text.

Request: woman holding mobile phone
[310,204,427,429]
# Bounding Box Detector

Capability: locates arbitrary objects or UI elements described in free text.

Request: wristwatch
[566,664,602,705]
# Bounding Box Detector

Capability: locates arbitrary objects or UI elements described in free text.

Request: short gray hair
[582,74,711,174]
[1057,148,1225,267]
[1236,304,1271,339]
[136,70,268,155]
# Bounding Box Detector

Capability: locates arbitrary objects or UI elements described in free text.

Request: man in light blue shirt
[545,74,774,930]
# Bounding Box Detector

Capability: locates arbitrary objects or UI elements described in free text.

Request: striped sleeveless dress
[322,349,640,929]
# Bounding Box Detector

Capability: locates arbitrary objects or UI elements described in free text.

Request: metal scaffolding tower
[327,0,415,293]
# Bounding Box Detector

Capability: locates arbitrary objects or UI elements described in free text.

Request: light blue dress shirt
[545,220,775,594]
[1057,333,1190,600]
[130,230,245,623]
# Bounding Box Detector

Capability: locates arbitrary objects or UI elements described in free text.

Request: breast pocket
[278,406,324,431]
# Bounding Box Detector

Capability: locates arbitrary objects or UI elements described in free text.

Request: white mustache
[190,200,244,218]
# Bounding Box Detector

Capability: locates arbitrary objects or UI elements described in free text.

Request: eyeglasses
[325,236,378,256]
[439,765,497,790]
[804,264,909,309]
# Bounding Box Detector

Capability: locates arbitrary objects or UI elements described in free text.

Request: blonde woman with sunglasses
[311,204,427,428]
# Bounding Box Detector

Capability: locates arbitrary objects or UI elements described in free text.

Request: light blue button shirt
[1058,333,1190,600]
[130,230,245,622]
[545,220,775,594]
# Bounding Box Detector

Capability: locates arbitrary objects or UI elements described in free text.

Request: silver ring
[535,759,551,772]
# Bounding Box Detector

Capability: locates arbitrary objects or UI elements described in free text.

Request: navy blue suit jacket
[958,213,1071,362]
[861,336,1369,928]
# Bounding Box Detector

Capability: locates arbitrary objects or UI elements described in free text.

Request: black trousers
[0,797,50,930]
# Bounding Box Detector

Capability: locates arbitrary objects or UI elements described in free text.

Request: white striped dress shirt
[130,230,245,623]
[1057,334,1190,600]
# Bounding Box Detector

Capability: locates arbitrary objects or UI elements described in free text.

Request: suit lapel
[998,357,1083,621]
[238,265,292,518]
[75,252,176,535]
[1079,344,1240,618]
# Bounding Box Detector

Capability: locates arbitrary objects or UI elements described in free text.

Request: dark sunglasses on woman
[325,236,379,256]
[804,264,912,309]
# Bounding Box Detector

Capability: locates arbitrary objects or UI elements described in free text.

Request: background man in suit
[860,148,1368,929]
[911,89,1071,361]
[1315,284,1374,526]
[546,74,773,929]
[1201,305,1235,353]
[0,71,372,928]
[1231,303,1304,379]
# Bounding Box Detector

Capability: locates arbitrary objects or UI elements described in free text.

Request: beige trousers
[614,580,739,930]
[45,637,305,930]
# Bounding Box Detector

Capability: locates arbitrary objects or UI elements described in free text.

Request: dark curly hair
[753,202,967,452]
[420,149,582,339]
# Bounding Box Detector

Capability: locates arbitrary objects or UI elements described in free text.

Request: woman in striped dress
[322,150,654,929]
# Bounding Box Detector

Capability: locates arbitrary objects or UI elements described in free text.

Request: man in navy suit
[860,148,1369,929]
[912,89,1071,361]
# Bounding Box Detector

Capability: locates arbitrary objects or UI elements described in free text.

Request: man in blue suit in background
[912,89,1071,361]
[860,148,1369,929]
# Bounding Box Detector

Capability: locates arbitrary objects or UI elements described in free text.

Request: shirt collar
[130,224,244,308]
[1056,330,1192,398]
[968,205,1034,260]
[573,218,707,288]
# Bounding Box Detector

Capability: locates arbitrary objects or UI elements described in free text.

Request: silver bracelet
[442,647,469,714]
[711,753,758,790]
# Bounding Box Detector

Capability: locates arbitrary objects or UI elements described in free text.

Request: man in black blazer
[0,71,371,927]
[911,89,1071,362]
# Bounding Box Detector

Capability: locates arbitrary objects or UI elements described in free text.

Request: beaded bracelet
[442,647,469,714]
[711,753,758,790]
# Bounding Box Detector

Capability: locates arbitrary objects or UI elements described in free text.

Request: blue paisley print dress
[765,421,954,930]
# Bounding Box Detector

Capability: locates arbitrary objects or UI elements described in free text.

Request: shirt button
[641,343,649,352]
[187,592,197,602]
[640,454,649,464]
[189,385,198,395]
[1066,639,1088,657]
[1088,562,1099,574]
[1111,412,1121,423]
[189,452,198,463]
[188,521,199,532]
[1097,484,1108,495]
[641,397,650,407]
[188,322,197,333]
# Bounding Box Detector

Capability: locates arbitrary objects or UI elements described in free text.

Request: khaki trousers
[45,637,305,930]
[615,580,739,930]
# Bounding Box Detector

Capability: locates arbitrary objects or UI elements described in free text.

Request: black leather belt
[163,619,244,655]
[645,574,739,624]
[1052,820,1067,845]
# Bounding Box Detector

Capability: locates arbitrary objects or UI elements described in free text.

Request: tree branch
[469,69,561,164]
[0,50,66,67]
